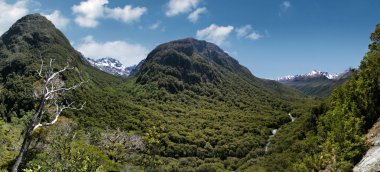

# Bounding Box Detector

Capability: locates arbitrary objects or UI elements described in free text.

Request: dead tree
[12,59,86,172]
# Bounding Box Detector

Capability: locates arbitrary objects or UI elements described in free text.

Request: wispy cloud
[72,0,147,28]
[0,0,29,34]
[42,10,70,29]
[236,25,263,40]
[77,35,148,66]
[236,25,252,38]
[247,32,262,40]
[187,7,206,23]
[196,24,234,45]
[282,1,291,11]
[279,1,291,16]
[149,21,161,30]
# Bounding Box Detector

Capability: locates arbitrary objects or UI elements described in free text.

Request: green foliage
[0,22,307,171]
[0,119,22,170]
[370,24,380,50]
[5,14,380,172]
[24,118,117,172]
[241,24,380,171]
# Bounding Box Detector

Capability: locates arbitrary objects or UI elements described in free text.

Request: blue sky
[1,0,379,79]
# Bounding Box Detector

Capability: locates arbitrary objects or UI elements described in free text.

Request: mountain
[135,38,303,98]
[243,24,380,171]
[136,38,252,91]
[86,57,136,77]
[0,13,122,119]
[0,15,307,171]
[277,69,355,97]
[0,14,309,171]
[2,13,378,172]
[277,70,342,81]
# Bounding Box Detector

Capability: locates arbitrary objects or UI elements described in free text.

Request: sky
[0,0,379,79]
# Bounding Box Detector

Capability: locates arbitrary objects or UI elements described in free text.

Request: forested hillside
[0,13,379,172]
[241,24,380,171]
[0,14,309,171]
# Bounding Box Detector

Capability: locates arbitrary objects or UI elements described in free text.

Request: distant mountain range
[277,69,355,97]
[276,69,347,81]
[86,57,136,77]
[86,56,354,98]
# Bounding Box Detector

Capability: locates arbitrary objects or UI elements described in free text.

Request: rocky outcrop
[354,119,380,172]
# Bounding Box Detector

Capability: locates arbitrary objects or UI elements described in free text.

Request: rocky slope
[354,119,380,172]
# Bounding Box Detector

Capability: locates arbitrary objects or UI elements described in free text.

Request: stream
[264,113,295,153]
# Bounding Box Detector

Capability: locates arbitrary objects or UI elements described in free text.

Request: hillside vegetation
[241,24,380,171]
[0,14,309,171]
[0,13,379,172]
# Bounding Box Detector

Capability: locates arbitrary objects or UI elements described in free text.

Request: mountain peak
[86,57,136,77]
[277,69,350,82]
[1,13,70,52]
[135,38,254,93]
[308,70,320,75]
[151,38,251,75]
[4,13,54,35]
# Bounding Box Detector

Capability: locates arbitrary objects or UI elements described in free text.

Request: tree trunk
[12,99,45,172]
[11,59,83,171]
[11,130,32,172]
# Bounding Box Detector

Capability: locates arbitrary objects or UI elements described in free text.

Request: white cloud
[72,0,106,27]
[77,36,148,66]
[247,32,262,40]
[72,0,147,28]
[42,10,70,29]
[105,5,147,23]
[196,24,234,45]
[0,0,29,34]
[166,0,200,17]
[187,7,206,23]
[236,25,252,38]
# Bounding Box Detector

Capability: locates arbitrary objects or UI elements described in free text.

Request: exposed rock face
[354,119,380,172]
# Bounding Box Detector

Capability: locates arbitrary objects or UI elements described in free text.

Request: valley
[0,11,379,172]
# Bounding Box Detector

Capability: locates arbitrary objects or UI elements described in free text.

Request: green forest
[0,14,379,172]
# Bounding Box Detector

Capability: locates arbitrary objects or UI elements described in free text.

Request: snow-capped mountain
[276,69,355,97]
[86,57,136,77]
[276,70,343,82]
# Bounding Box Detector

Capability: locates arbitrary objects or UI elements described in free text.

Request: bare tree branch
[32,101,86,131]
[12,58,86,172]
[44,81,86,99]
[45,61,74,84]
[37,56,44,78]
